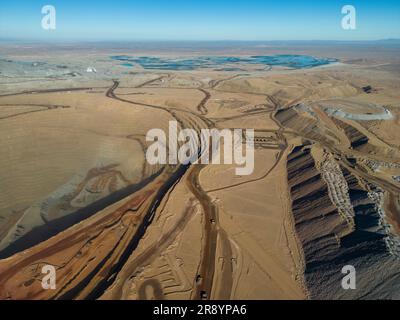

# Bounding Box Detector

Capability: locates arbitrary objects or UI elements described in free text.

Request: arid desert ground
[0,41,400,299]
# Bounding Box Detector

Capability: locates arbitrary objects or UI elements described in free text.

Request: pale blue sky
[0,0,399,40]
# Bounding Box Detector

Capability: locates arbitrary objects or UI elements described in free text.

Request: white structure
[326,106,393,121]
[86,67,97,73]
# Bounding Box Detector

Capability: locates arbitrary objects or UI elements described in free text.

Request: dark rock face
[332,118,369,149]
[287,145,400,299]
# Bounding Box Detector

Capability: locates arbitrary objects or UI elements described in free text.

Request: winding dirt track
[105,79,219,300]
[0,74,282,300]
[197,88,210,115]
[0,104,70,120]
[0,87,98,97]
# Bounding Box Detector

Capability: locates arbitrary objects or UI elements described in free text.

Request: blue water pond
[111,55,336,71]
